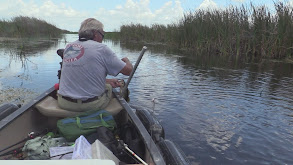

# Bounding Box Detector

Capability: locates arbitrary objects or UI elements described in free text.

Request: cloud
[289,0,293,7]
[0,0,87,31]
[0,0,184,32]
[197,0,218,10]
[94,0,184,31]
[232,0,246,2]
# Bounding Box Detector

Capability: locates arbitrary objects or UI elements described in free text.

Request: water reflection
[0,36,66,104]
[0,35,293,164]
[118,41,293,164]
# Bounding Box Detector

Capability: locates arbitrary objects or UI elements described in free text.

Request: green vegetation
[120,3,293,61]
[0,16,66,38]
[104,32,120,40]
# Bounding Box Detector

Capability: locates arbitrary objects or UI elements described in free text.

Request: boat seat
[35,96,123,118]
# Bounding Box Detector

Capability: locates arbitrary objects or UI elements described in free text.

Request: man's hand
[120,57,133,76]
[106,79,121,88]
[121,57,130,63]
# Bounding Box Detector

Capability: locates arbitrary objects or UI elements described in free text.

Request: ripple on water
[1,36,293,165]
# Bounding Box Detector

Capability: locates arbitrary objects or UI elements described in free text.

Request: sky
[0,0,292,32]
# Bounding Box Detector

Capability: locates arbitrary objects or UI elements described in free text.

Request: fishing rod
[123,142,148,165]
[0,129,48,156]
[121,46,147,98]
[0,132,36,155]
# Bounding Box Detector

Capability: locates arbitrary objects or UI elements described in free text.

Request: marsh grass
[120,3,293,61]
[0,16,63,38]
[104,32,120,40]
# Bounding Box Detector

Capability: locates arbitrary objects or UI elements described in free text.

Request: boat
[0,47,189,165]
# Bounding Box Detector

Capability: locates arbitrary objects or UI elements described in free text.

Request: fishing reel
[118,79,130,102]
[56,49,64,80]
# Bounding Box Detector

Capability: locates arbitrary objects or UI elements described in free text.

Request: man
[57,18,133,112]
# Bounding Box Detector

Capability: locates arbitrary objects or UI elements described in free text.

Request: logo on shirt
[63,44,85,63]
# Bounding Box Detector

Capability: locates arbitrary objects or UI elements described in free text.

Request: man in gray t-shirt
[57,18,133,112]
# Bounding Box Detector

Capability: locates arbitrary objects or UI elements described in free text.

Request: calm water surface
[0,34,293,165]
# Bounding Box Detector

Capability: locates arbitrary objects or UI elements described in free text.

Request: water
[0,34,293,164]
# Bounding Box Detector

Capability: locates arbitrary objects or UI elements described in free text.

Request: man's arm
[120,57,133,76]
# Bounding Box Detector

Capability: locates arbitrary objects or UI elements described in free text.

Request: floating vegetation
[0,86,38,105]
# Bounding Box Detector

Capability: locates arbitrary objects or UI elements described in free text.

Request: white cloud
[94,0,184,31]
[289,0,293,7]
[0,0,184,32]
[197,0,218,10]
[232,0,246,2]
[0,0,87,31]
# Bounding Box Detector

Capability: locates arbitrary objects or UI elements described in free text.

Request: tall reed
[120,2,293,60]
[0,16,64,38]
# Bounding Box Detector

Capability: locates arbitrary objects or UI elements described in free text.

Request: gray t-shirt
[58,40,126,100]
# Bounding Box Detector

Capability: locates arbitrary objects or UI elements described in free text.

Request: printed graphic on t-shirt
[63,44,85,63]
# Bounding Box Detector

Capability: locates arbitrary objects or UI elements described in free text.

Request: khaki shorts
[57,84,112,112]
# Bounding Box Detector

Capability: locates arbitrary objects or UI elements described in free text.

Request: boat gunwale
[113,88,166,165]
[0,87,55,130]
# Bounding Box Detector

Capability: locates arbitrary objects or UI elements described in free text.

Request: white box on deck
[72,135,92,159]
[91,139,120,165]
